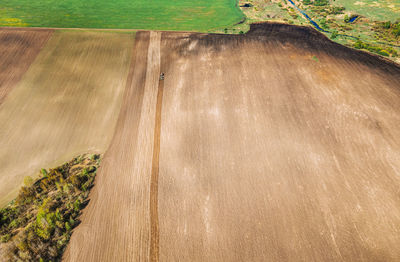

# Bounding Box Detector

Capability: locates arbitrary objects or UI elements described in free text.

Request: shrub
[41,169,48,177]
[65,222,71,232]
[383,21,391,29]
[73,199,81,212]
[16,186,35,205]
[90,154,100,160]
[24,176,34,187]
[329,6,345,15]
[35,210,56,240]
[378,50,390,56]
[354,40,367,49]
[69,217,75,227]
[314,0,328,6]
[0,233,11,243]
[0,154,100,261]
[8,219,19,229]
[394,24,400,37]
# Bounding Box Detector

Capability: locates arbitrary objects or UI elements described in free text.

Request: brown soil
[61,23,399,261]
[0,30,134,207]
[0,28,53,104]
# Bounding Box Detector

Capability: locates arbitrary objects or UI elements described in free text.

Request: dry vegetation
[0,154,100,261]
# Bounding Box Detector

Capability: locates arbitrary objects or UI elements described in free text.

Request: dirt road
[64,24,400,261]
[0,30,134,206]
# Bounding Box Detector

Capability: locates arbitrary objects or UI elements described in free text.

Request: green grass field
[332,0,400,22]
[0,0,244,31]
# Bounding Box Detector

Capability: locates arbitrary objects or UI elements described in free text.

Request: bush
[69,217,75,227]
[394,24,400,37]
[65,222,71,231]
[0,154,100,261]
[383,21,391,29]
[16,186,36,205]
[8,219,19,229]
[24,176,34,187]
[329,6,345,15]
[0,233,11,242]
[314,0,328,6]
[73,199,81,212]
[35,209,56,240]
[378,50,390,56]
[354,40,366,49]
[41,169,48,177]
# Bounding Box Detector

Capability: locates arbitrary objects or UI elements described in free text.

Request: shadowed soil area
[0,30,134,207]
[0,28,53,104]
[64,23,400,261]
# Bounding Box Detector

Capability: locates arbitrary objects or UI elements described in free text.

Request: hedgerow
[0,154,100,261]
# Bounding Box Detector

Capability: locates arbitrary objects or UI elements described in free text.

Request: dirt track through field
[0,30,134,206]
[0,29,53,104]
[150,77,164,262]
[64,31,162,261]
[65,24,400,261]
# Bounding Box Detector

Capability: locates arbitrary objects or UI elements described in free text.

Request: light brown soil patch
[0,28,53,104]
[0,30,134,206]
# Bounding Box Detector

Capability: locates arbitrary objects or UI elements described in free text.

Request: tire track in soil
[150,71,164,262]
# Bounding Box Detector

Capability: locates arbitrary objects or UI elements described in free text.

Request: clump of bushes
[353,40,397,57]
[380,21,400,37]
[0,154,100,261]
[330,30,338,39]
[313,0,329,6]
[327,6,345,15]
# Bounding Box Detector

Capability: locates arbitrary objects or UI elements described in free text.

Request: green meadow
[0,0,244,31]
[332,0,400,22]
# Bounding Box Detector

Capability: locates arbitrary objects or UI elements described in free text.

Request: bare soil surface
[64,31,159,262]
[0,30,134,207]
[64,23,400,261]
[0,28,53,104]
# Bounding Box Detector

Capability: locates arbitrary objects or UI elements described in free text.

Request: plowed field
[64,24,400,261]
[0,28,53,104]
[0,30,134,206]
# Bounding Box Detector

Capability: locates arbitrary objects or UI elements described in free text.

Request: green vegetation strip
[238,0,400,62]
[0,154,100,261]
[0,0,243,31]
[299,0,399,58]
